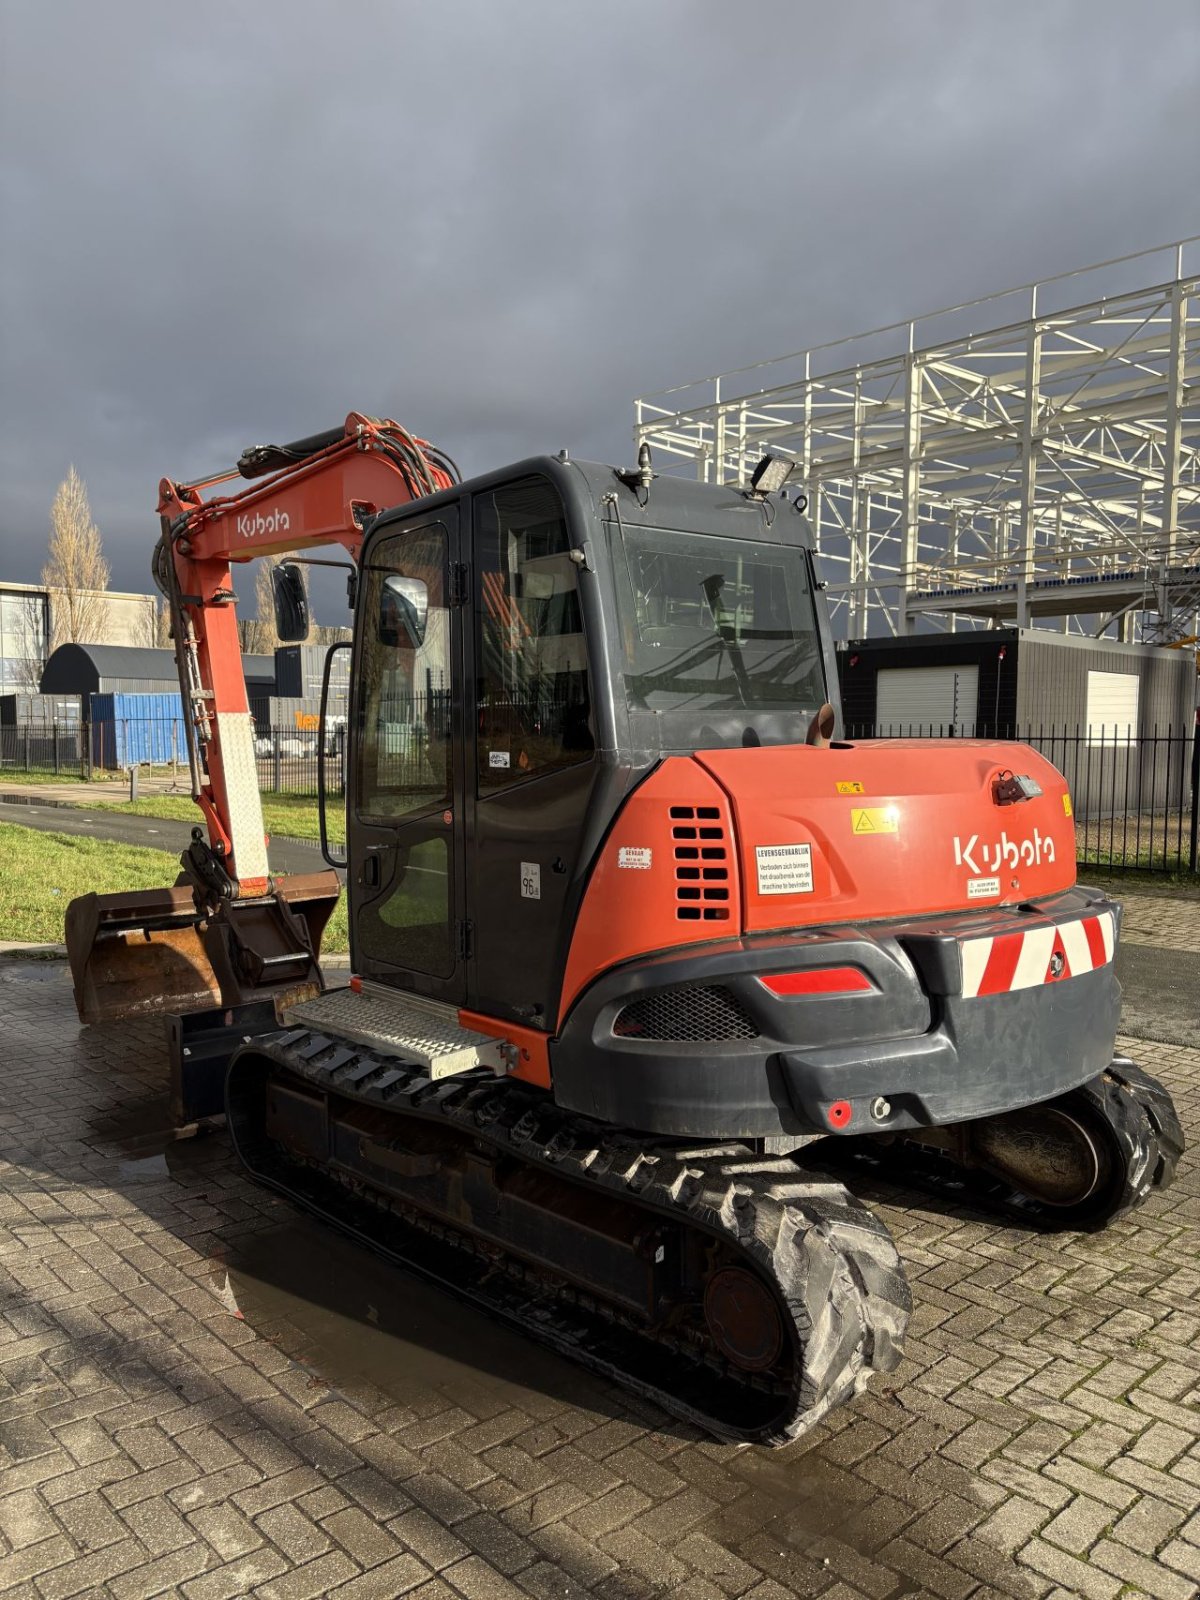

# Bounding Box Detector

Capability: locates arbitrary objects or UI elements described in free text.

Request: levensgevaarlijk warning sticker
[756,843,814,895]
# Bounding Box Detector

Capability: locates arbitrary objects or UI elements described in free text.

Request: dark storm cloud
[1,0,1197,605]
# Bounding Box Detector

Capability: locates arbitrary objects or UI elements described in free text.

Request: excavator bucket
[65,872,341,1026]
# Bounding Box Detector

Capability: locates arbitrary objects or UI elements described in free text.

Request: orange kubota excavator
[66,414,1182,1444]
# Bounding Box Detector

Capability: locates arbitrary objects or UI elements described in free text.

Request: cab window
[475,479,593,792]
[356,524,451,819]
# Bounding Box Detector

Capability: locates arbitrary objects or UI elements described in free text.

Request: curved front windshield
[613,525,826,712]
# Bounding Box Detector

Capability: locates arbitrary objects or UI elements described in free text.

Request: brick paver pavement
[0,953,1196,1600]
[1112,897,1200,954]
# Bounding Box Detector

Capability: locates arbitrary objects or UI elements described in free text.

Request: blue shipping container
[90,692,186,769]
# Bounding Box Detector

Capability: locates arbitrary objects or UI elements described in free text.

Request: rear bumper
[551,887,1122,1139]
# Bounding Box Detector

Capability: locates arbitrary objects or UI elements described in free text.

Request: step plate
[283,986,505,1079]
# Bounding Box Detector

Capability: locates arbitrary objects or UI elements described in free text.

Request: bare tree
[253,555,282,655]
[312,622,353,647]
[135,595,173,649]
[237,556,284,656]
[42,467,111,649]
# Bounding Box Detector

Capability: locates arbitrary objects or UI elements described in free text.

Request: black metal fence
[0,723,86,780]
[0,722,349,795]
[255,726,348,797]
[3,716,1198,875]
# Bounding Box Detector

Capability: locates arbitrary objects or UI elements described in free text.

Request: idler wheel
[971,1104,1110,1207]
[703,1265,785,1372]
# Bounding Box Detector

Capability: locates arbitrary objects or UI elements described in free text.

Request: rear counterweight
[551,886,1124,1141]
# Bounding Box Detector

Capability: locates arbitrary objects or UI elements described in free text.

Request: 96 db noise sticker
[756,843,813,895]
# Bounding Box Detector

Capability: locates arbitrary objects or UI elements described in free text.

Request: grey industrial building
[39,644,277,705]
[837,630,1195,738]
[837,629,1196,814]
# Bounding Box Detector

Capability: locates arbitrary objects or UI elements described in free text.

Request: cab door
[468,475,596,1028]
[348,507,467,1002]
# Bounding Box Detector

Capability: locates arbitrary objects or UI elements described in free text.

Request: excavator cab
[338,457,834,1031]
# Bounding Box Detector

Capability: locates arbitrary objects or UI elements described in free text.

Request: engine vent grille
[613,984,758,1042]
[669,804,731,922]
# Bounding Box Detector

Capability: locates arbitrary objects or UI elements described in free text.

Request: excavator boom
[66,412,457,1025]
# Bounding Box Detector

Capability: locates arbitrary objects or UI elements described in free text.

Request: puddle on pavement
[217,1215,1032,1596]
[87,1094,176,1148]
[696,1425,1042,1597]
[0,959,70,984]
[700,1436,883,1560]
[116,1152,171,1182]
[219,1211,596,1416]
[86,1094,209,1157]
[86,1094,227,1189]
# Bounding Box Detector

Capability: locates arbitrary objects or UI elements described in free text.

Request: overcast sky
[1,0,1197,616]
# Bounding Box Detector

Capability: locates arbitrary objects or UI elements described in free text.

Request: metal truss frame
[634,239,1200,642]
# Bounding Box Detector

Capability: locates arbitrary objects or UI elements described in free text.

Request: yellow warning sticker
[851,807,899,835]
[1062,793,1073,817]
[836,780,864,795]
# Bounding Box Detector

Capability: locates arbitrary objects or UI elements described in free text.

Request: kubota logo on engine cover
[953,828,1056,874]
[236,508,290,538]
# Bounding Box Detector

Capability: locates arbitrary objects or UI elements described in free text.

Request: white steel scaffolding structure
[634,240,1200,642]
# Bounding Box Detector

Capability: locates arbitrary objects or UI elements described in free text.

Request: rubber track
[1083,1057,1185,1216]
[227,1028,911,1445]
[823,1055,1183,1231]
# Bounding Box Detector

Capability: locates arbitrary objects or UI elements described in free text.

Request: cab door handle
[362,843,387,888]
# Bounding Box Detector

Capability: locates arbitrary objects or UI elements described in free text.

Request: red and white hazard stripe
[960,911,1115,999]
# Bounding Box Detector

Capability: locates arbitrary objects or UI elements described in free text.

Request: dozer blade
[66,872,341,1026]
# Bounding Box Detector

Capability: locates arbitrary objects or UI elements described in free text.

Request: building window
[1085,670,1138,745]
[0,590,49,689]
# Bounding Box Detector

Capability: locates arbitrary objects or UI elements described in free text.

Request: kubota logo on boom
[236,508,290,538]
[953,828,1055,874]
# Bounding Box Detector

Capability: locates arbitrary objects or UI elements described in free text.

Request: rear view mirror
[272,561,310,642]
[381,574,429,649]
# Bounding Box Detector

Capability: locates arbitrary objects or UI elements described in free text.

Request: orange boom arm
[155,411,456,894]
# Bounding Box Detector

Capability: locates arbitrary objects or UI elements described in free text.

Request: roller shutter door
[875,664,978,736]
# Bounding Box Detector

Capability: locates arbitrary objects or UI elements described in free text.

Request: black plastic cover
[238,426,345,480]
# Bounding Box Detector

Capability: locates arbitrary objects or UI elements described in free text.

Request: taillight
[758,967,872,997]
